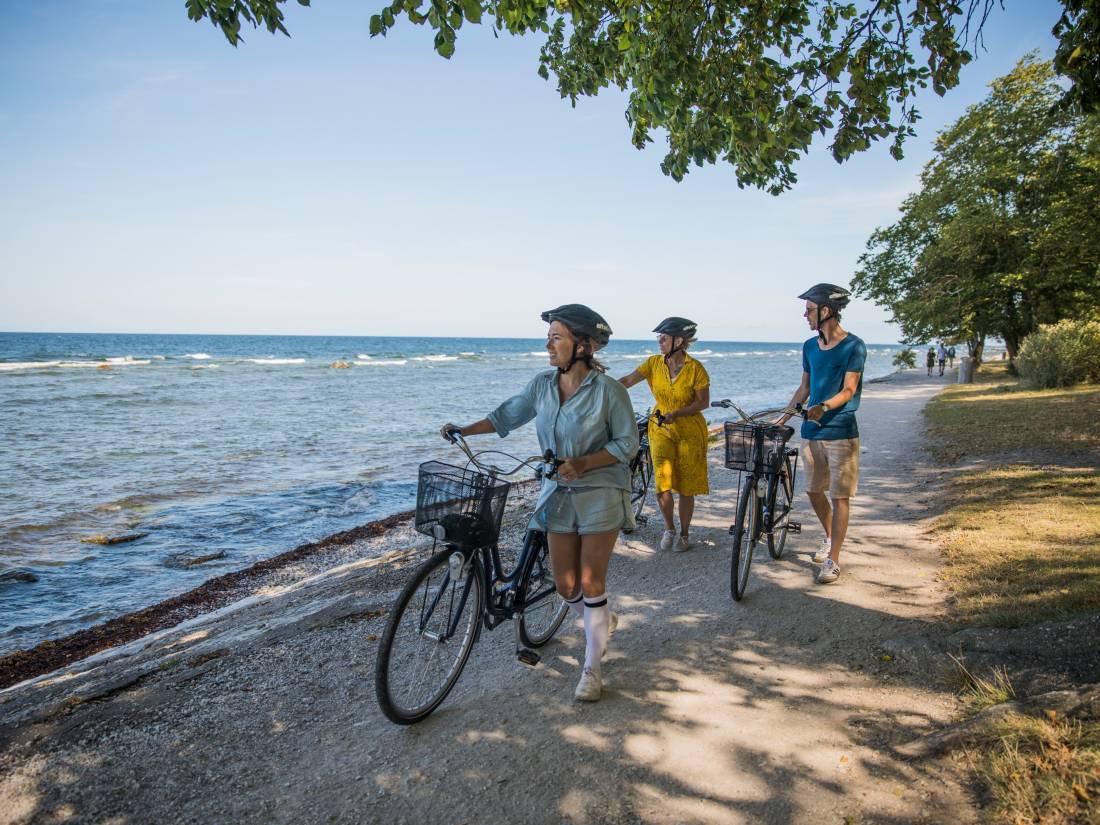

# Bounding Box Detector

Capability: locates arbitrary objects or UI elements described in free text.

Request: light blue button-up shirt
[487,369,639,516]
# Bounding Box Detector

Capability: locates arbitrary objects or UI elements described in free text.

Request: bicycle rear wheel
[517,530,568,648]
[731,479,759,601]
[768,456,796,559]
[629,448,653,523]
[375,548,483,725]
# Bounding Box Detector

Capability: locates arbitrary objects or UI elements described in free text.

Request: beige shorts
[801,438,860,499]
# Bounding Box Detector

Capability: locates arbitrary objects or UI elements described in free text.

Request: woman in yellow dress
[619,317,710,551]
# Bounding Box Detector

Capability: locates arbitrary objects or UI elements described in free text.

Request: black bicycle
[711,400,804,601]
[624,409,662,530]
[374,434,570,725]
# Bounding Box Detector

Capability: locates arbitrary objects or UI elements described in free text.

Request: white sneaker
[813,537,831,564]
[816,559,840,584]
[674,535,691,552]
[659,530,675,551]
[574,666,602,702]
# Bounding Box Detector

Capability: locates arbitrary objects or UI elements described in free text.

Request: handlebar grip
[444,426,462,443]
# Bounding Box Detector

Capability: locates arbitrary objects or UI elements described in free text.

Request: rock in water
[331,360,352,369]
[0,570,39,583]
[164,550,226,569]
[81,532,150,545]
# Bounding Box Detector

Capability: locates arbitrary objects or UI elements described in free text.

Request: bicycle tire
[517,531,569,648]
[767,457,795,559]
[731,480,759,601]
[375,548,483,725]
[630,448,653,523]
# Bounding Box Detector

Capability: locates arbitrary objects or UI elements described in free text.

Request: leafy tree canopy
[186,0,1018,193]
[852,56,1100,358]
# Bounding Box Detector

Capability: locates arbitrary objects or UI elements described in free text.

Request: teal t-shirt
[801,334,866,440]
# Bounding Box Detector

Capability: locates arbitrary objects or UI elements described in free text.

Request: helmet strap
[664,337,685,364]
[558,341,588,374]
[817,306,829,345]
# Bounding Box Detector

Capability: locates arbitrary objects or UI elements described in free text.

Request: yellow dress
[636,354,710,496]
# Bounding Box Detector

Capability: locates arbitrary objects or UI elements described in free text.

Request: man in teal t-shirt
[779,283,866,585]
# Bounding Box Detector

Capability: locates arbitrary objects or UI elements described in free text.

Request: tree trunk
[967,335,985,365]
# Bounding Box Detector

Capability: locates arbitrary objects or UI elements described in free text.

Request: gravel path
[0,369,978,825]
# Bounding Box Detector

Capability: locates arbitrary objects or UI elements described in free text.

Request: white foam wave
[693,349,715,356]
[356,359,407,366]
[459,352,475,356]
[1,358,153,371]
[0,361,62,372]
[152,355,166,360]
[248,358,305,365]
[190,364,220,370]
[184,353,211,360]
[412,354,458,362]
[357,354,373,361]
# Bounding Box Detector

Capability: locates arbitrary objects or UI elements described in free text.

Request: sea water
[0,332,900,654]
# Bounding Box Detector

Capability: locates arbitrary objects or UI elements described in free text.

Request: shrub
[892,348,917,369]
[1016,320,1100,388]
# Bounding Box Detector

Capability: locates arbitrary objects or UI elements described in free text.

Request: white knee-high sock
[565,592,585,618]
[583,593,610,674]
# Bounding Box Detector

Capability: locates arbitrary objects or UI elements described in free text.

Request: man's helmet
[540,304,613,350]
[798,283,851,345]
[797,283,851,312]
[653,317,698,341]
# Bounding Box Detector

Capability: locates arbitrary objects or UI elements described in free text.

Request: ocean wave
[692,349,715,356]
[190,364,220,370]
[412,354,459,362]
[356,359,407,366]
[0,358,151,371]
[248,358,306,365]
[184,353,211,360]
[357,354,373,361]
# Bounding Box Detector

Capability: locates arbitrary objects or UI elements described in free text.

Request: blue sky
[0,0,1065,342]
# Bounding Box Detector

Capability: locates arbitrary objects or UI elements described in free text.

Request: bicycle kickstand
[514,618,540,667]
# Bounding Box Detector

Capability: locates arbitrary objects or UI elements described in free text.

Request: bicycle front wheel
[731,479,759,601]
[375,548,483,725]
[518,531,569,648]
[768,456,796,559]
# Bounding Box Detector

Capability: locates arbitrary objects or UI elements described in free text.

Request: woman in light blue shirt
[440,305,638,702]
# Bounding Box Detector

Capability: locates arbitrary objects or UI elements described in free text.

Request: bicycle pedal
[636,515,648,525]
[787,521,802,534]
[516,648,541,667]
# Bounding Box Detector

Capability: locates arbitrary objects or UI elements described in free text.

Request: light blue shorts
[533,487,635,535]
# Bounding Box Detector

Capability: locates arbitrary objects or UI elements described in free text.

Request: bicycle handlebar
[443,428,560,478]
[710,400,819,426]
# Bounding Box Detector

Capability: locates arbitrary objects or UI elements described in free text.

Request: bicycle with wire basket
[711,400,806,601]
[623,409,663,532]
[374,433,570,725]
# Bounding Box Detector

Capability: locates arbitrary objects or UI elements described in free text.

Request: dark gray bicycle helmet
[653,317,698,340]
[798,283,851,344]
[653,317,697,361]
[541,304,613,372]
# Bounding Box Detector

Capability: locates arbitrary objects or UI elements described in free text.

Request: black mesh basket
[724,422,794,474]
[415,461,510,548]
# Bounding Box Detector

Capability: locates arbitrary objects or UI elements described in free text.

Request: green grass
[923,363,1100,628]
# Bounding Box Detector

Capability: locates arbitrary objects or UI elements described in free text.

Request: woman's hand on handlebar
[439,423,462,442]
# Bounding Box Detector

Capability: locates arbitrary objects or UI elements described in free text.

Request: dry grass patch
[966,711,1100,825]
[924,363,1100,464]
[935,464,1100,627]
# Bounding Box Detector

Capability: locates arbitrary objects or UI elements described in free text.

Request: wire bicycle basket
[723,422,794,475]
[415,461,510,549]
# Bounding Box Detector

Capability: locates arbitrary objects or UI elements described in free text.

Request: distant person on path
[926,347,936,376]
[937,343,948,376]
[947,345,956,368]
[619,318,710,552]
[778,284,866,585]
[440,305,638,703]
